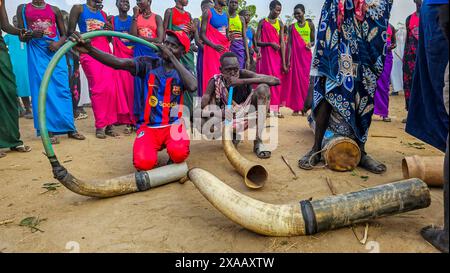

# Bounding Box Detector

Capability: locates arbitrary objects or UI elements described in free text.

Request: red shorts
[133,124,190,171]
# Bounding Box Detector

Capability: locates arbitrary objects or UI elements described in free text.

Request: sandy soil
[0,95,445,253]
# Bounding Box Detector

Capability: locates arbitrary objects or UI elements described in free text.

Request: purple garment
[230,39,246,69]
[374,44,394,118]
[197,47,204,96]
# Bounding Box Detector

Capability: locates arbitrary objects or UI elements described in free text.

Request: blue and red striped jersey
[134,57,185,128]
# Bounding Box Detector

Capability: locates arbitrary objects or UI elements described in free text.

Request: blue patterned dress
[311,0,393,144]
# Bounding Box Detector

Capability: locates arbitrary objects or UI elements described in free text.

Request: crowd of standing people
[1,0,320,155]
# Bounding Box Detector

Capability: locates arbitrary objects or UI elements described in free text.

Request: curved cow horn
[222,124,268,189]
[52,162,189,198]
[188,168,431,236]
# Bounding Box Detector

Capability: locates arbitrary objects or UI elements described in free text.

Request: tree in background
[237,0,258,29]
[284,15,294,27]
[306,9,316,22]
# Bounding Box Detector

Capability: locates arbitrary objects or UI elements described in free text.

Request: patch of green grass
[41,182,61,194]
[360,176,369,181]
[19,217,46,233]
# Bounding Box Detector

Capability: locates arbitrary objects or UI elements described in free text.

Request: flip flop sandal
[10,145,32,153]
[105,128,120,137]
[298,150,321,170]
[68,132,86,140]
[292,112,301,117]
[96,129,107,139]
[50,136,60,145]
[24,112,34,120]
[254,142,271,159]
[277,113,285,119]
[382,117,392,122]
[123,126,133,135]
[76,113,88,120]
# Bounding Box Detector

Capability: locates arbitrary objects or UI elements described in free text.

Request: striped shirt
[134,57,185,128]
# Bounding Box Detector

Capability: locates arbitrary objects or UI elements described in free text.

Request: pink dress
[201,8,230,95]
[112,16,135,126]
[281,23,312,112]
[77,4,122,129]
[256,19,283,112]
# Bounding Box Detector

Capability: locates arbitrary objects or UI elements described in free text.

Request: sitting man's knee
[167,143,190,163]
[134,156,158,171]
[255,84,271,99]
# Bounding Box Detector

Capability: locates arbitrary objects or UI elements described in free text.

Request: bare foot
[358,153,387,174]
[10,144,32,153]
[68,131,86,140]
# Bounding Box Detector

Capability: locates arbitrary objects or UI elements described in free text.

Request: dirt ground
[0,95,445,253]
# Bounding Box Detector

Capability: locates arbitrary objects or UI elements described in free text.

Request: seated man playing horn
[298,0,393,174]
[201,52,280,159]
[70,30,197,171]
